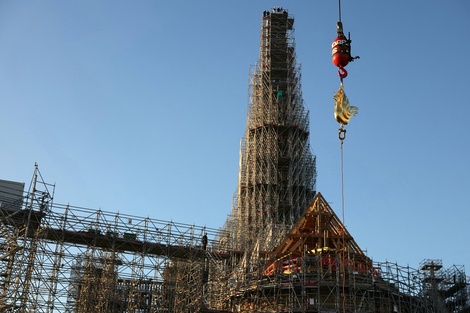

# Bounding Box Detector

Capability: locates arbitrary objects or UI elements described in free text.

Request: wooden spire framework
[271,192,365,260]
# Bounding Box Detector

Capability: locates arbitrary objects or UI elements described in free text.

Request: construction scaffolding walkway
[0,171,230,312]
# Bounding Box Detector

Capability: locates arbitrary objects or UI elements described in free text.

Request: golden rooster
[333,84,358,125]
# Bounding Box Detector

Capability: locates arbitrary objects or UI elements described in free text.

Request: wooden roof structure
[269,192,370,264]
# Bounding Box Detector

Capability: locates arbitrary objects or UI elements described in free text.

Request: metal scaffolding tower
[225,7,316,254]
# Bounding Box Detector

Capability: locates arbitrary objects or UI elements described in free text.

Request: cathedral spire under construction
[228,8,316,251]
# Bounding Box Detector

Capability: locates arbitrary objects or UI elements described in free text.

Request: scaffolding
[1,8,469,313]
[1,182,468,312]
[0,166,224,312]
[223,7,316,255]
[213,194,470,313]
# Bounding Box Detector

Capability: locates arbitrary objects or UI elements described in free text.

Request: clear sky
[1,1,469,271]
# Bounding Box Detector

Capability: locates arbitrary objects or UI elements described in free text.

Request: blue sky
[1,1,469,270]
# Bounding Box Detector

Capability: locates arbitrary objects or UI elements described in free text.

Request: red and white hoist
[332,21,359,81]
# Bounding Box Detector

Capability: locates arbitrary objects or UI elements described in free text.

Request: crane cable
[338,0,342,23]
[339,125,346,313]
[338,126,346,226]
[335,2,350,311]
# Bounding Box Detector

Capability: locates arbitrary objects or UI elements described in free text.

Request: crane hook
[338,66,348,80]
